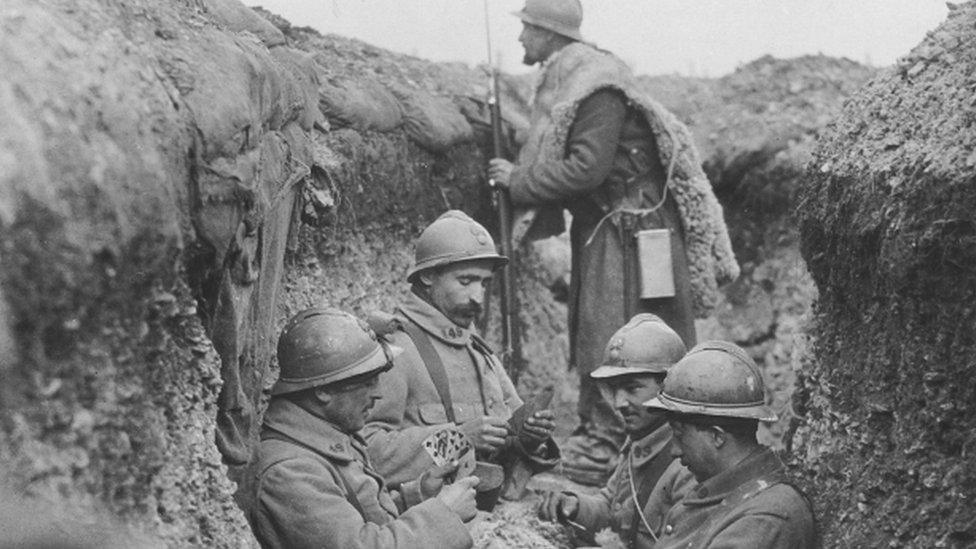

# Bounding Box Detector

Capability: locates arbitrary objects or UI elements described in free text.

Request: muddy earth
[1,0,973,547]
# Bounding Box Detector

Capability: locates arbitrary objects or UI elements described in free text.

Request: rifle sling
[400,320,457,424]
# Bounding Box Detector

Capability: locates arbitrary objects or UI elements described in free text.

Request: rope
[584,118,680,248]
[628,449,659,544]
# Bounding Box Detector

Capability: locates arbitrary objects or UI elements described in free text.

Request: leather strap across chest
[400,319,457,424]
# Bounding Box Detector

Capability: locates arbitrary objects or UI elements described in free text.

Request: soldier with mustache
[364,210,559,507]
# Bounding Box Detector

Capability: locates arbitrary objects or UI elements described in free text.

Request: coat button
[664,524,673,535]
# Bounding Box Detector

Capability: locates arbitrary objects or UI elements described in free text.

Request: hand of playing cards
[508,387,556,448]
[422,428,476,482]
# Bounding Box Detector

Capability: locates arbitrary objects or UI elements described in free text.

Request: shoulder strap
[260,430,367,517]
[399,319,457,424]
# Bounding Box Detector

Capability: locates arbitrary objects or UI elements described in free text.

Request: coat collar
[261,398,366,463]
[397,292,473,348]
[627,423,674,466]
[682,447,786,505]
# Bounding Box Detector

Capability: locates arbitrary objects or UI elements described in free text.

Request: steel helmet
[272,308,402,396]
[406,210,508,283]
[512,0,584,42]
[591,314,687,379]
[644,340,777,422]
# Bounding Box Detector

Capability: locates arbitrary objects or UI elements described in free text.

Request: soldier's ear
[312,385,333,405]
[708,425,729,449]
[418,269,436,287]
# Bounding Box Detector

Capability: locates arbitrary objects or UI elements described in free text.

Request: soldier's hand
[537,490,579,523]
[520,409,556,448]
[460,416,509,453]
[437,475,479,523]
[419,460,459,499]
[487,158,513,187]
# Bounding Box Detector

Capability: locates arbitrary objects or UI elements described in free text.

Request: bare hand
[437,475,479,522]
[419,460,459,499]
[520,409,556,448]
[488,158,513,187]
[537,490,579,523]
[460,416,509,453]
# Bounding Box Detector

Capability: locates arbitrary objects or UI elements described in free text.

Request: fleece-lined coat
[509,42,738,444]
[250,398,471,549]
[655,448,817,549]
[569,424,696,548]
[510,42,739,318]
[363,292,559,487]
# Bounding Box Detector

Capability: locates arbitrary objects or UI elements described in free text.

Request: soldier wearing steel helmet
[537,314,696,548]
[250,307,478,549]
[363,210,559,507]
[488,0,739,486]
[645,341,817,549]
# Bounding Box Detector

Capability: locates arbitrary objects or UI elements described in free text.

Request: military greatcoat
[250,398,472,549]
[655,447,817,549]
[569,424,695,548]
[363,292,558,487]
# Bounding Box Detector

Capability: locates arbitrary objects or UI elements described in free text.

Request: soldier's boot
[559,428,619,486]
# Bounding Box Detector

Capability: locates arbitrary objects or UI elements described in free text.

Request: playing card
[422,427,472,467]
[508,386,555,435]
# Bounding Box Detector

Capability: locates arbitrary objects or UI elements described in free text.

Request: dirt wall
[794,4,976,546]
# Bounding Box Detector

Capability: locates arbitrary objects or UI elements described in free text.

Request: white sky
[253,0,950,77]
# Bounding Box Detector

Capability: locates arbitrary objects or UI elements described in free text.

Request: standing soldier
[488,0,738,484]
[250,308,478,549]
[364,210,559,505]
[645,341,817,548]
[537,314,695,547]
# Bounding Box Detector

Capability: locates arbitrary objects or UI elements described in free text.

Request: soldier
[250,308,478,549]
[645,341,817,548]
[364,210,559,505]
[488,0,738,485]
[537,314,695,547]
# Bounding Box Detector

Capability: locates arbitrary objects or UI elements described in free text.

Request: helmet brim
[271,343,403,396]
[406,254,508,283]
[643,393,778,422]
[591,365,663,379]
[511,9,584,42]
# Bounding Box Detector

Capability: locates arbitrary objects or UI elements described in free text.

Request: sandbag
[270,46,321,131]
[160,29,284,159]
[392,85,473,153]
[318,75,403,132]
[198,0,286,48]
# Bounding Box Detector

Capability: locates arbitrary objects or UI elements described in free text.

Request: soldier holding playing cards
[250,308,478,549]
[364,211,559,506]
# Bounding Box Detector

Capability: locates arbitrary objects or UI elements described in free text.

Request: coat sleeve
[362,342,445,487]
[572,461,621,533]
[254,458,472,549]
[509,88,628,206]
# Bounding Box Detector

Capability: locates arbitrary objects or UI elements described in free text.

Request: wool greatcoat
[508,41,733,449]
[363,292,559,487]
[250,398,472,549]
[568,424,696,548]
[654,447,817,549]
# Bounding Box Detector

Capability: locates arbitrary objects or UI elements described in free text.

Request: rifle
[483,2,524,381]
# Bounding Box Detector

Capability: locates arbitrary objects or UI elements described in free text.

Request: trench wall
[794,4,976,546]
